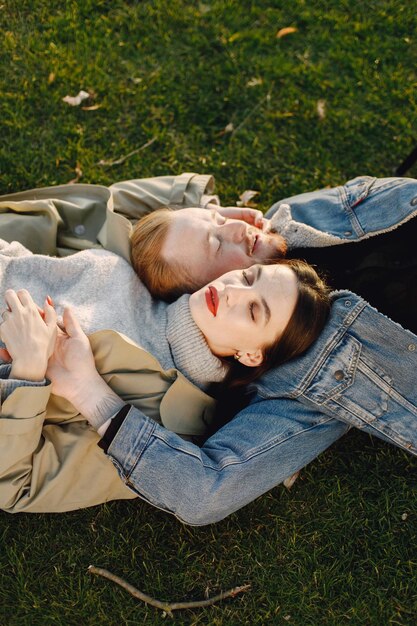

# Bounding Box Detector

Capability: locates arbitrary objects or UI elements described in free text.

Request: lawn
[1,1,417,624]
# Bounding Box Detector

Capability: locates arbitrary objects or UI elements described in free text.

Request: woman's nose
[224,283,249,305]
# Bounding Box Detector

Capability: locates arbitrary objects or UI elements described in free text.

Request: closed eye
[242,270,252,285]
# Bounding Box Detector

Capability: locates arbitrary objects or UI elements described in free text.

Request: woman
[0,240,329,513]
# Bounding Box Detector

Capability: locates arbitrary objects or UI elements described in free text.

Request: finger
[16,289,35,307]
[4,289,23,312]
[62,307,84,338]
[261,217,272,232]
[43,299,57,327]
[0,347,11,362]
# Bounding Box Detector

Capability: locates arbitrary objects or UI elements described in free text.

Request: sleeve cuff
[98,403,131,453]
[0,364,48,402]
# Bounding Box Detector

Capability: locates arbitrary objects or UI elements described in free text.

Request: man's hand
[0,289,57,381]
[213,205,271,231]
[46,307,99,402]
[47,307,123,429]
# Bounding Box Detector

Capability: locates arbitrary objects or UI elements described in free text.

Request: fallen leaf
[401,513,408,521]
[224,122,234,133]
[81,104,101,111]
[237,189,259,207]
[246,77,263,87]
[48,72,56,84]
[68,163,83,184]
[276,26,298,38]
[316,99,326,120]
[198,2,211,13]
[228,32,242,43]
[283,470,300,489]
[62,90,90,106]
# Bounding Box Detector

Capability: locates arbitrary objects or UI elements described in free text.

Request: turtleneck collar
[166,294,227,390]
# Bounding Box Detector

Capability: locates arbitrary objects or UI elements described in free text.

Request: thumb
[0,347,11,362]
[62,307,84,338]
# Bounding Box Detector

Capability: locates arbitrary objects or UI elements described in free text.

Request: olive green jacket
[0,173,217,513]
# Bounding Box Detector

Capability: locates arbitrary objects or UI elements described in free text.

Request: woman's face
[189,264,298,367]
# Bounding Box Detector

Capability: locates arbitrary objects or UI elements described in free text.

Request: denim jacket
[105,176,417,525]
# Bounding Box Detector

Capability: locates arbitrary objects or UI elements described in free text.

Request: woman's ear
[238,349,264,368]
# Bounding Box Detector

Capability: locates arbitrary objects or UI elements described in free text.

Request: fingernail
[47,295,54,307]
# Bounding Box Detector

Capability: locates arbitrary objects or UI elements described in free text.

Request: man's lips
[249,233,260,256]
[205,285,219,316]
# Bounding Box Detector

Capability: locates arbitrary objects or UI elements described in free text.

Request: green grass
[1,0,417,624]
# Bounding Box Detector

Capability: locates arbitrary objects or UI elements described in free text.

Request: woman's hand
[212,204,271,232]
[0,289,57,381]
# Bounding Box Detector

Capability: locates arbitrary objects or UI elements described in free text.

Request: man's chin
[262,233,288,260]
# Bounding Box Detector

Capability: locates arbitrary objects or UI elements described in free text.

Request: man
[131,176,417,334]
[1,174,416,522]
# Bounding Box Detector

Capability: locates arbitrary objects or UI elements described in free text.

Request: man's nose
[218,220,247,244]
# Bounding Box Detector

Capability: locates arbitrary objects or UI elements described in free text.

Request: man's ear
[238,349,264,368]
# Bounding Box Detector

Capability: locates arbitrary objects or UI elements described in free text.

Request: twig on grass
[88,565,250,617]
[97,137,157,167]
[230,92,271,138]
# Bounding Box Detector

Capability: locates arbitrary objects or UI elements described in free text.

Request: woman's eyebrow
[254,266,271,325]
[261,297,271,325]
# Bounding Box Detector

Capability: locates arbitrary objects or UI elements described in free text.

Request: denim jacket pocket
[303,334,361,404]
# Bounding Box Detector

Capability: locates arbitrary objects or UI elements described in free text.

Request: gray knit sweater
[0,240,225,395]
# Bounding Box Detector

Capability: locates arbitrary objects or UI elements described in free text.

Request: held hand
[0,289,57,381]
[216,206,271,231]
[46,307,99,403]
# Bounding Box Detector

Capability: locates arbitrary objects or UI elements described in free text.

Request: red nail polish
[47,295,54,307]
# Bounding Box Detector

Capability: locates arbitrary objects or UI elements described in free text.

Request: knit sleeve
[0,363,47,403]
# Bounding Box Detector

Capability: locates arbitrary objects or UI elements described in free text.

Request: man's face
[162,208,287,288]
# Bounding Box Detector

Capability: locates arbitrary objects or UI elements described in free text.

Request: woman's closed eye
[242,270,253,285]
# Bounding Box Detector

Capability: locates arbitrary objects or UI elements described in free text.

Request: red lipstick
[205,285,219,316]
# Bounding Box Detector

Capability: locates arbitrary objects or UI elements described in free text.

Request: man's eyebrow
[254,266,271,325]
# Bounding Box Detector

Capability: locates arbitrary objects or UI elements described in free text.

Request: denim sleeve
[105,398,348,525]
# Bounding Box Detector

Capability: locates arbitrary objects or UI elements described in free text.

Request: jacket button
[334,370,344,381]
[74,224,86,236]
[344,300,351,307]
[408,343,416,351]
[411,197,417,206]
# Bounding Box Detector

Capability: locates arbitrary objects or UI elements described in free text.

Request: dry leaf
[246,77,263,88]
[48,72,56,84]
[283,470,300,489]
[224,122,234,133]
[198,2,211,13]
[276,26,298,38]
[316,99,326,120]
[237,189,259,207]
[68,163,83,184]
[62,90,90,106]
[81,104,101,111]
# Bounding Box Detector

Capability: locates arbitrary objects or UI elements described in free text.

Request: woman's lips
[205,285,219,316]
